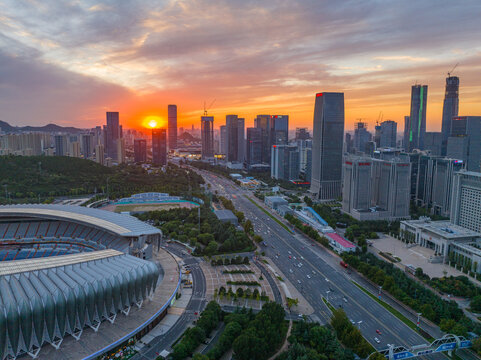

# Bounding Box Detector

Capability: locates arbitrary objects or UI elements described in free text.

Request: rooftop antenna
[203,99,216,116]
[448,63,459,77]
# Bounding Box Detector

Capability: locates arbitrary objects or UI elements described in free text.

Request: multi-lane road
[197,168,449,360]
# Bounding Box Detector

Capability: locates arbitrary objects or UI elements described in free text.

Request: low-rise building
[400,217,481,264]
[214,209,238,226]
[264,196,288,210]
[325,233,356,253]
[277,204,294,217]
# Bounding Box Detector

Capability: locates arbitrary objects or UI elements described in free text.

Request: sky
[1,0,481,132]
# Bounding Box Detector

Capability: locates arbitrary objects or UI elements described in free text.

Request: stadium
[0,204,180,360]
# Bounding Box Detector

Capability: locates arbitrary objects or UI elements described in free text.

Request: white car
[289,269,293,273]
[350,319,355,325]
[288,251,292,254]
[374,337,380,344]
[297,280,301,284]
[307,275,311,279]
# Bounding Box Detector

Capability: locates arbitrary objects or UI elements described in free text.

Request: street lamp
[326,290,331,301]
[416,313,422,328]
[357,320,362,329]
[378,286,382,300]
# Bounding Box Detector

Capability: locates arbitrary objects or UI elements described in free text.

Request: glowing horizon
[1,1,480,133]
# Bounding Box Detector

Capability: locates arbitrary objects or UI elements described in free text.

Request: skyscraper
[168,105,177,150]
[105,112,121,160]
[246,127,262,167]
[54,135,67,156]
[220,125,227,155]
[406,85,427,151]
[271,144,299,181]
[310,92,345,200]
[254,114,272,164]
[80,133,94,159]
[353,122,371,153]
[447,116,481,172]
[342,156,372,215]
[379,120,397,148]
[201,116,214,159]
[403,115,410,150]
[134,139,147,163]
[225,115,245,163]
[272,115,289,145]
[152,128,167,166]
[441,76,459,155]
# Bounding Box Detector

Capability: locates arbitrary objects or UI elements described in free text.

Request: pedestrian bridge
[368,334,473,359]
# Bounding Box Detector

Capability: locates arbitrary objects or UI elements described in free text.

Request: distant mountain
[0,120,85,133]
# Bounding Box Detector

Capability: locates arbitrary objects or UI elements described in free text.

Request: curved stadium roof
[0,204,161,237]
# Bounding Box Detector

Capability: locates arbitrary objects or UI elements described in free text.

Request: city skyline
[1,1,481,131]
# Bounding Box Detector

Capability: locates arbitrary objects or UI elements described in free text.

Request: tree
[471,295,481,312]
[205,241,218,256]
[192,354,209,360]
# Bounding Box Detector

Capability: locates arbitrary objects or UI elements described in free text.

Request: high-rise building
[406,85,428,151]
[379,120,397,148]
[246,127,262,167]
[54,135,67,156]
[134,139,147,163]
[220,125,227,155]
[342,155,410,220]
[310,92,345,200]
[105,112,121,160]
[168,105,177,150]
[345,133,353,153]
[415,155,464,217]
[441,76,459,155]
[201,116,214,159]
[295,128,310,140]
[424,132,443,156]
[69,141,80,158]
[272,115,289,145]
[403,115,410,150]
[271,144,299,181]
[95,144,104,165]
[342,156,372,215]
[117,138,125,163]
[305,147,312,182]
[225,115,245,163]
[447,116,481,172]
[80,133,94,159]
[371,157,411,219]
[297,139,311,175]
[451,171,481,232]
[152,128,167,166]
[353,122,372,153]
[254,114,272,164]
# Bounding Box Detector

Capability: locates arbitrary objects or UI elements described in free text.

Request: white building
[451,171,481,233]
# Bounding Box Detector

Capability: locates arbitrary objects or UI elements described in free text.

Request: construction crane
[203,99,216,116]
[448,63,459,77]
[376,111,383,126]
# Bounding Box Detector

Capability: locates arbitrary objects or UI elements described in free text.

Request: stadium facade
[0,204,175,360]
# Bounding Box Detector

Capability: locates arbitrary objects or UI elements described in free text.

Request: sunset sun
[148,119,157,128]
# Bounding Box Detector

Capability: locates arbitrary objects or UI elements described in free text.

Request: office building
[305,146,312,182]
[104,112,122,160]
[201,116,214,159]
[310,92,345,200]
[406,85,428,151]
[272,115,289,145]
[342,155,410,220]
[220,125,227,155]
[424,132,443,156]
[95,144,104,165]
[134,139,147,163]
[117,137,125,163]
[152,128,167,166]
[415,155,464,217]
[297,139,312,175]
[441,76,459,155]
[168,105,177,150]
[80,133,94,159]
[451,171,481,232]
[342,156,372,215]
[345,133,353,153]
[225,115,245,163]
[447,116,481,172]
[254,114,272,164]
[246,127,262,167]
[403,115,410,150]
[271,145,299,181]
[353,122,372,153]
[295,128,310,140]
[379,120,397,148]
[54,135,67,156]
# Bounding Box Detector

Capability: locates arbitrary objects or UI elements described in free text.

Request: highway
[197,168,448,360]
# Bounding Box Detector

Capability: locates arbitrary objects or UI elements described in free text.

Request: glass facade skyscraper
[406,85,427,151]
[310,92,345,200]
[201,116,214,159]
[441,76,459,155]
[168,105,177,150]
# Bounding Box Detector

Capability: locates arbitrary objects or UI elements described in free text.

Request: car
[289,269,293,273]
[297,280,301,284]
[374,337,380,344]
[277,253,280,256]
[350,319,355,325]
[311,243,315,246]
[288,251,292,254]
[312,270,316,274]
[343,297,348,303]
[307,275,311,279]
[293,256,297,260]
[288,255,292,259]
[376,329,382,335]
[298,314,303,318]
[299,262,303,266]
